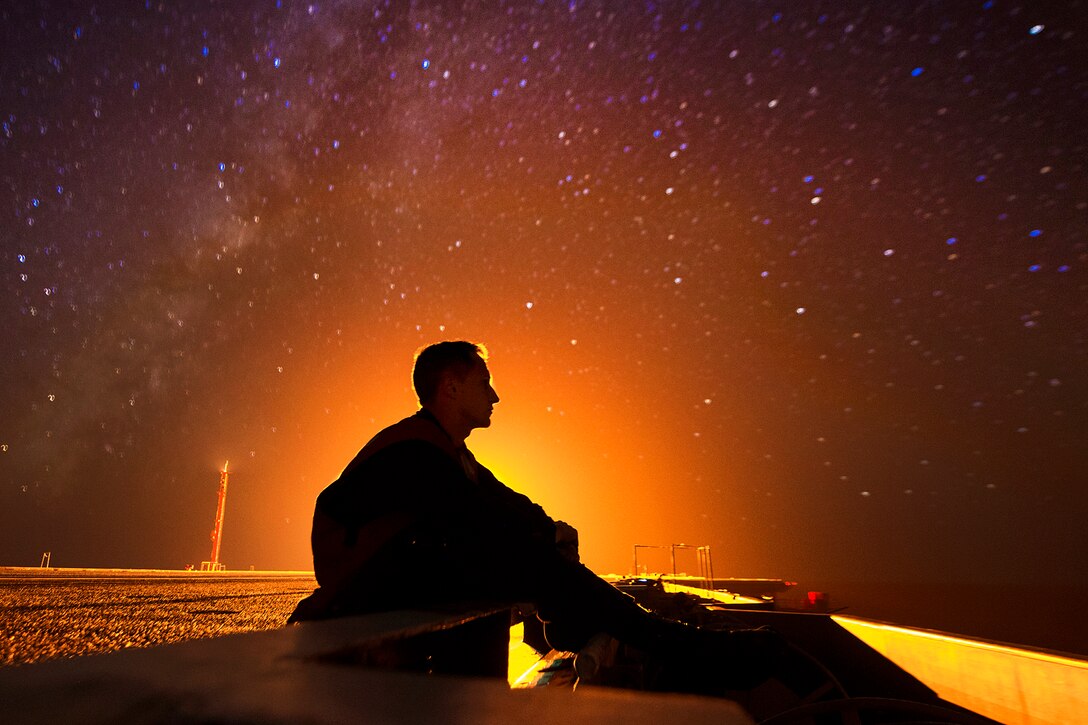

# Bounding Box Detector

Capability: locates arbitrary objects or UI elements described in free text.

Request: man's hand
[555,520,580,563]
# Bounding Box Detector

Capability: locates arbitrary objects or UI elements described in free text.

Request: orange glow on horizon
[239,328,773,577]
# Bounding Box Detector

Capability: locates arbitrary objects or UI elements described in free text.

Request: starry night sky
[1,2,1085,588]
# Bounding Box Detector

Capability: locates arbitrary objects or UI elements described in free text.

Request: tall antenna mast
[200,461,229,571]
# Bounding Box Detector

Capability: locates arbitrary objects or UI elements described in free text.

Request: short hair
[413,341,488,405]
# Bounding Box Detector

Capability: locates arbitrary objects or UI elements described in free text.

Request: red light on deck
[805,591,828,611]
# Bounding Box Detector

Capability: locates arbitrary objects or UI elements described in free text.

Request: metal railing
[632,544,715,589]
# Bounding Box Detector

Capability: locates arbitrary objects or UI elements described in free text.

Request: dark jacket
[290,410,556,621]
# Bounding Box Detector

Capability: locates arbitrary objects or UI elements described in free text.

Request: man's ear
[438,371,460,400]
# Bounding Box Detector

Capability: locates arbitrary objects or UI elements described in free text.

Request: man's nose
[490,387,500,404]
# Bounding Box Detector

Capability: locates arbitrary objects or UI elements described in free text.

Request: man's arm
[312,440,468,591]
[473,462,580,561]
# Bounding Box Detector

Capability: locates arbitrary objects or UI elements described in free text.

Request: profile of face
[451,356,500,431]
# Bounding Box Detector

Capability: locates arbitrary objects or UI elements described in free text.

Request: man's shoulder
[369,413,453,454]
[342,412,456,475]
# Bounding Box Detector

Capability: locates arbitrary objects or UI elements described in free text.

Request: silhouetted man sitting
[290,341,778,690]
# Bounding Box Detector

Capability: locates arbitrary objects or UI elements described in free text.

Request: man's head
[413,341,499,439]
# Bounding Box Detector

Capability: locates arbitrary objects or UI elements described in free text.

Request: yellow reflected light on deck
[507,622,540,687]
[834,615,1088,725]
